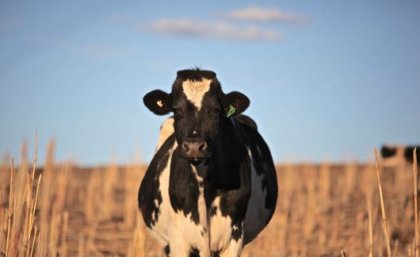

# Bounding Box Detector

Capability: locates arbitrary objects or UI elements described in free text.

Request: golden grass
[1,141,419,257]
[375,149,392,257]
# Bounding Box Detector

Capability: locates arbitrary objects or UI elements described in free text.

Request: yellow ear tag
[226,105,236,118]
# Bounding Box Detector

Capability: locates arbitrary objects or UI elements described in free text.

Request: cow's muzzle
[180,139,210,165]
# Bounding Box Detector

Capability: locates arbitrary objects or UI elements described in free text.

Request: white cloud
[222,6,308,23]
[142,18,281,42]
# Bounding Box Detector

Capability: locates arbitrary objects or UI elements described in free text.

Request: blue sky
[1,0,419,165]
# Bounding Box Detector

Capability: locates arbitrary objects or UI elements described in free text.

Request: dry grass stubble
[0,142,418,257]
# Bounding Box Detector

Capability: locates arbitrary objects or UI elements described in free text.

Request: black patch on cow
[201,227,207,236]
[177,68,216,81]
[231,223,243,241]
[164,245,170,257]
[381,146,397,158]
[190,247,200,257]
[209,123,252,238]
[209,205,218,216]
[235,114,257,130]
[212,250,221,257]
[218,188,249,241]
[143,90,172,115]
[404,146,419,163]
[404,147,414,162]
[404,146,420,163]
[138,135,176,228]
[169,147,200,224]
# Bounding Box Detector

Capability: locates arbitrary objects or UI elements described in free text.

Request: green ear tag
[226,104,236,118]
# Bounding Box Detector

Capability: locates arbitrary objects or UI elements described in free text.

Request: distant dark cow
[138,69,278,257]
[381,145,419,166]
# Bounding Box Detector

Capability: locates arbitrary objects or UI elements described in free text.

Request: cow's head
[143,69,249,165]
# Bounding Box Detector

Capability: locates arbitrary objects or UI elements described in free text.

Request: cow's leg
[218,236,244,257]
[169,235,210,257]
[168,212,210,257]
[209,195,247,257]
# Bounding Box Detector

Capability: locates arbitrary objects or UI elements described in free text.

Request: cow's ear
[222,91,250,118]
[143,90,172,115]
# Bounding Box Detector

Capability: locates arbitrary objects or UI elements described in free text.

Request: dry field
[0,141,419,257]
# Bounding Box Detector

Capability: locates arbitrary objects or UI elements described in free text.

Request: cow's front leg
[218,223,244,257]
[169,211,210,257]
[218,239,244,257]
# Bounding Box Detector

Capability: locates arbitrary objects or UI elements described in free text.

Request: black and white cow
[381,145,419,166]
[138,69,278,257]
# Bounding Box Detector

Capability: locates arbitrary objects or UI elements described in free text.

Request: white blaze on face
[182,78,212,110]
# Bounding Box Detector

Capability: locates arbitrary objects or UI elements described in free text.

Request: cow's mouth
[186,157,206,166]
[183,155,211,166]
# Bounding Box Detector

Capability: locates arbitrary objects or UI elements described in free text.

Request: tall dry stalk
[38,140,55,257]
[413,147,419,257]
[367,197,373,257]
[1,137,44,257]
[5,159,14,257]
[375,149,392,257]
[0,138,72,257]
[414,148,419,257]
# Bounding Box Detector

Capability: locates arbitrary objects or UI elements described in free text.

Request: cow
[138,68,278,257]
[381,145,419,167]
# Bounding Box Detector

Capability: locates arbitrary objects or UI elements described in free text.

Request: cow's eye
[173,108,184,117]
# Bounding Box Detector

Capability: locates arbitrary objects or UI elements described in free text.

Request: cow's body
[138,69,277,257]
[381,145,419,167]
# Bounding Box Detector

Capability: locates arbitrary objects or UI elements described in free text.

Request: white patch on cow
[219,231,244,257]
[168,165,210,257]
[210,197,244,257]
[243,147,271,243]
[191,166,208,230]
[155,117,174,152]
[182,78,212,110]
[156,100,163,107]
[169,210,210,257]
[147,141,178,245]
[210,197,233,252]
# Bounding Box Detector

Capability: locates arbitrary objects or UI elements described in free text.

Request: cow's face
[143,69,249,165]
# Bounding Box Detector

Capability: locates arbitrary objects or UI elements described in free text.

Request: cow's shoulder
[234,114,257,131]
[138,134,176,228]
[156,117,174,152]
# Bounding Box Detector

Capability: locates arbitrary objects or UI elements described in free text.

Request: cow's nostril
[199,142,207,152]
[182,142,190,151]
